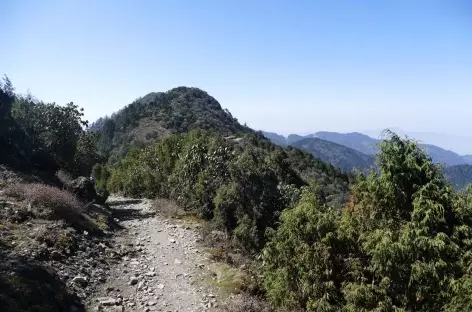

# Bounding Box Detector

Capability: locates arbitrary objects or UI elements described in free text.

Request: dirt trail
[86,197,221,312]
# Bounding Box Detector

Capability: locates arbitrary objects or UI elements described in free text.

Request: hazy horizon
[260,128,472,155]
[2,0,471,141]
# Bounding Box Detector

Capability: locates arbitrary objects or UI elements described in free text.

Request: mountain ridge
[290,137,375,172]
[261,130,472,166]
[90,87,251,161]
[261,130,472,189]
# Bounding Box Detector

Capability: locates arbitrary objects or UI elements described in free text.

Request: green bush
[1,76,102,176]
[105,129,340,253]
[263,132,472,311]
[263,185,346,311]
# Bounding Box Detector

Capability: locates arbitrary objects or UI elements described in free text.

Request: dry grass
[33,223,76,252]
[200,223,250,268]
[207,262,247,295]
[2,183,102,232]
[0,166,26,189]
[153,198,184,218]
[223,294,271,312]
[5,183,83,219]
[55,170,74,187]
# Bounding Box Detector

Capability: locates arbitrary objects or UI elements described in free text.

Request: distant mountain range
[261,130,472,188]
[291,137,375,173]
[363,128,472,156]
[261,130,472,166]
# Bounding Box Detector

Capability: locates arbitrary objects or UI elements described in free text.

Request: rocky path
[86,197,220,312]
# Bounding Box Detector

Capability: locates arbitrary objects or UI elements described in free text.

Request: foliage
[0,76,22,166]
[7,74,472,310]
[106,129,350,253]
[0,76,102,177]
[73,132,103,176]
[263,184,347,311]
[284,146,351,207]
[90,87,251,162]
[263,131,472,311]
[444,164,472,189]
[12,99,88,170]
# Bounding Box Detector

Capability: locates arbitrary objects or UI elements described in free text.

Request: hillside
[420,144,468,166]
[365,128,472,155]
[261,130,472,188]
[287,134,305,145]
[290,137,375,172]
[444,164,472,189]
[260,131,287,146]
[91,88,353,209]
[263,130,472,167]
[310,131,379,155]
[91,87,250,161]
[314,131,469,166]
[5,77,472,311]
[461,155,472,164]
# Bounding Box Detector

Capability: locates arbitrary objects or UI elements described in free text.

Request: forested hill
[90,87,251,161]
[90,86,352,207]
[261,130,472,188]
[444,164,472,189]
[262,130,472,166]
[291,137,375,172]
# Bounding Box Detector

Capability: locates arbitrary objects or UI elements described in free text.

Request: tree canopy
[0,76,100,175]
[263,132,472,311]
[102,129,350,252]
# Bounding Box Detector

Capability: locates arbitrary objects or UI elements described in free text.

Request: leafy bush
[105,129,347,253]
[263,184,346,311]
[92,163,111,197]
[1,76,102,176]
[262,132,472,311]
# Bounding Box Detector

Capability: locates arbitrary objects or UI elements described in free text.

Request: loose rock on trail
[86,197,220,312]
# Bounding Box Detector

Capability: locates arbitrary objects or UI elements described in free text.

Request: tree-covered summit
[90,86,251,162]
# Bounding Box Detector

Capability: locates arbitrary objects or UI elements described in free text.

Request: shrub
[55,170,74,186]
[4,183,84,223]
[263,185,346,311]
[262,132,472,311]
[223,294,271,312]
[105,129,352,255]
[153,198,182,218]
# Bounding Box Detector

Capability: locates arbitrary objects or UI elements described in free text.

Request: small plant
[4,183,84,223]
[223,293,271,312]
[153,198,182,218]
[55,170,74,187]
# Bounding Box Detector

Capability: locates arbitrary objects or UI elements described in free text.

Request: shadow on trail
[107,199,143,206]
[111,208,155,222]
[0,254,84,312]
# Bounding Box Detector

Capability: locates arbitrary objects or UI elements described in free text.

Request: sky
[1,0,472,139]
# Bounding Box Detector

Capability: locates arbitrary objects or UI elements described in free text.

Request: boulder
[67,176,98,202]
[65,176,108,204]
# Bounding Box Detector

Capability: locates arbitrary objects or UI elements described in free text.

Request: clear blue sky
[1,0,471,137]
